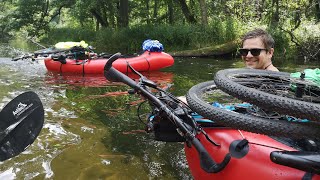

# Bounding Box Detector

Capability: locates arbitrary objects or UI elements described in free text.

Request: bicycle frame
[103,53,231,173]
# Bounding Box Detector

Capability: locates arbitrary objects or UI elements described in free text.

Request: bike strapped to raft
[104,53,231,173]
[103,53,320,178]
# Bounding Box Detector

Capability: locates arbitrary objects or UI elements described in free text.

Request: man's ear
[268,48,274,57]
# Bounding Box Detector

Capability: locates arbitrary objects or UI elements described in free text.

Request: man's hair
[241,28,275,50]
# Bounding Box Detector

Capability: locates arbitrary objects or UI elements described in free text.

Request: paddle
[12,54,34,61]
[0,91,44,161]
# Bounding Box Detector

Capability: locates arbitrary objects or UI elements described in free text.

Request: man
[178,29,279,103]
[239,28,279,71]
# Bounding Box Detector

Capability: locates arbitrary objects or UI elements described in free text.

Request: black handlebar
[104,53,122,71]
[103,53,231,173]
[104,53,138,88]
[270,151,320,174]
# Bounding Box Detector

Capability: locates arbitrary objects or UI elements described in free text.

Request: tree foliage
[3,0,319,34]
[1,0,320,60]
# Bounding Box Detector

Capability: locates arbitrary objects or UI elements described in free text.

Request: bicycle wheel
[186,80,320,139]
[214,68,320,122]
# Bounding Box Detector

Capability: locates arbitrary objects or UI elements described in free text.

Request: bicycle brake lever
[141,77,157,88]
[126,61,158,88]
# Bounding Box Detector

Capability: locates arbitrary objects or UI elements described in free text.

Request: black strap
[264,63,272,69]
[144,57,151,71]
[302,172,314,180]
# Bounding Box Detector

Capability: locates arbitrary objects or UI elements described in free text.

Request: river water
[0,53,317,179]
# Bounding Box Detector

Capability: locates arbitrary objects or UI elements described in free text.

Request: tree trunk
[106,2,115,28]
[270,0,280,27]
[119,0,129,27]
[153,0,158,23]
[95,19,100,31]
[90,9,107,27]
[145,0,150,24]
[177,0,197,24]
[256,0,265,20]
[198,0,208,25]
[167,0,174,24]
[315,0,320,21]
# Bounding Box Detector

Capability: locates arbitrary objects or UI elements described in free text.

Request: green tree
[119,0,129,27]
[198,0,208,25]
[0,1,15,41]
[177,0,197,24]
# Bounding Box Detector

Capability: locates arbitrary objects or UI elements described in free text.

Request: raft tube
[44,51,174,74]
[184,128,320,179]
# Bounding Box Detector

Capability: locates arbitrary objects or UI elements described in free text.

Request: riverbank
[169,39,240,58]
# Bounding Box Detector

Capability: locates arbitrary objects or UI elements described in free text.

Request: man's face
[241,37,274,69]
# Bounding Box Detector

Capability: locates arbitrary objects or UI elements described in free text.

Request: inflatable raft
[44,51,174,74]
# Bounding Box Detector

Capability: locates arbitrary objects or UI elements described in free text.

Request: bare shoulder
[267,64,279,72]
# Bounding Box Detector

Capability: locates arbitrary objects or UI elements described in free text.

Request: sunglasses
[239,48,267,56]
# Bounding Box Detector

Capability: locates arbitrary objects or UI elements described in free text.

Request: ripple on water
[0,79,14,86]
[42,161,54,179]
[101,159,111,165]
[148,161,164,177]
[81,126,94,133]
[0,167,16,180]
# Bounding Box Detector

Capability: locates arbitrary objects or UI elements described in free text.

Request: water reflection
[45,71,174,88]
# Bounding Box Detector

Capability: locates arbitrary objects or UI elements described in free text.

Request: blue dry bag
[142,39,164,52]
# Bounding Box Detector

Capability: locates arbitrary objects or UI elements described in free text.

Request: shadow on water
[0,52,317,179]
